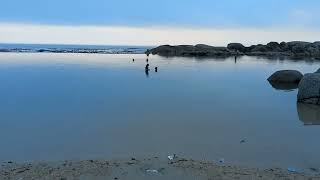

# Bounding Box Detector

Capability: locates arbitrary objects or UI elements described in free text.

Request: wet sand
[1,157,320,180]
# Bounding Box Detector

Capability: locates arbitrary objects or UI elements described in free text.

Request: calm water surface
[0,53,320,170]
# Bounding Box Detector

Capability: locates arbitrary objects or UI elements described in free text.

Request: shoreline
[1,157,319,180]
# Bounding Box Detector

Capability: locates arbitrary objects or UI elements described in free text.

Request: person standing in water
[145,64,150,77]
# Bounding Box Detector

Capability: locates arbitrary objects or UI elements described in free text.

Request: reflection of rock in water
[145,69,149,77]
[297,103,320,125]
[268,81,298,91]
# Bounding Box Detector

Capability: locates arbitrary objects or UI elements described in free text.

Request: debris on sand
[168,154,176,161]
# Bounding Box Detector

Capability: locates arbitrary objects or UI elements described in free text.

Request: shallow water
[0,53,320,170]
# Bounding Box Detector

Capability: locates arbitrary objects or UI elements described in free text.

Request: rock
[251,45,269,52]
[195,44,214,50]
[227,43,246,52]
[292,45,306,54]
[287,41,310,49]
[266,42,281,51]
[148,41,320,58]
[315,68,320,73]
[297,73,320,105]
[279,42,288,50]
[149,44,234,56]
[268,70,303,83]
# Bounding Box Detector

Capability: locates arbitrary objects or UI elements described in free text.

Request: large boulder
[251,44,269,52]
[195,44,214,50]
[305,43,320,57]
[297,73,320,105]
[279,42,288,50]
[149,45,196,56]
[292,45,306,54]
[287,41,311,50]
[227,43,246,52]
[266,42,281,51]
[268,70,303,83]
[286,41,311,55]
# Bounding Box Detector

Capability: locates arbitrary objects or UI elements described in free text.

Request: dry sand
[1,157,320,180]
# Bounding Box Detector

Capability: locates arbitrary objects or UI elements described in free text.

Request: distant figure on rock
[155,67,158,72]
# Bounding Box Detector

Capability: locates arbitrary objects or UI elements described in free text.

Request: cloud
[0,23,320,46]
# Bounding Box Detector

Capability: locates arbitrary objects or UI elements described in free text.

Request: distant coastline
[0,43,152,54]
[147,41,320,59]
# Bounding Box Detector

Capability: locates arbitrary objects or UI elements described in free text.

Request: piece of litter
[146,169,159,173]
[218,158,225,164]
[287,167,302,173]
[240,140,246,143]
[168,154,176,160]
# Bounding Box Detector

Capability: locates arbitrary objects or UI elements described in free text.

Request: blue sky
[1,0,319,27]
[0,0,319,45]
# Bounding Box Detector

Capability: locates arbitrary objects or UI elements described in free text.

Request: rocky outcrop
[149,44,237,57]
[267,70,303,83]
[148,41,320,58]
[297,73,320,105]
[227,43,246,53]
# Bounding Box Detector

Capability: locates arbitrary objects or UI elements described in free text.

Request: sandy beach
[1,156,320,180]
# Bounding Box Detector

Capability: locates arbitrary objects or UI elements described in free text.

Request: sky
[0,0,319,46]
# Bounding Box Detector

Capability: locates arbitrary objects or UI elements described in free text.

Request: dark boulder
[251,44,269,52]
[268,70,303,83]
[287,41,311,55]
[279,42,292,52]
[266,42,281,51]
[195,44,214,50]
[287,41,311,49]
[297,73,320,105]
[227,43,246,52]
[292,45,306,54]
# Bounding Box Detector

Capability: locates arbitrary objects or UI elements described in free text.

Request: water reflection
[145,68,149,77]
[297,103,320,125]
[268,81,298,91]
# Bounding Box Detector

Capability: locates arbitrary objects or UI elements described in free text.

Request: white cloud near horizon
[1,23,320,46]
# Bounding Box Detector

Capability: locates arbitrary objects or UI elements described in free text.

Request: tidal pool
[0,53,319,170]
